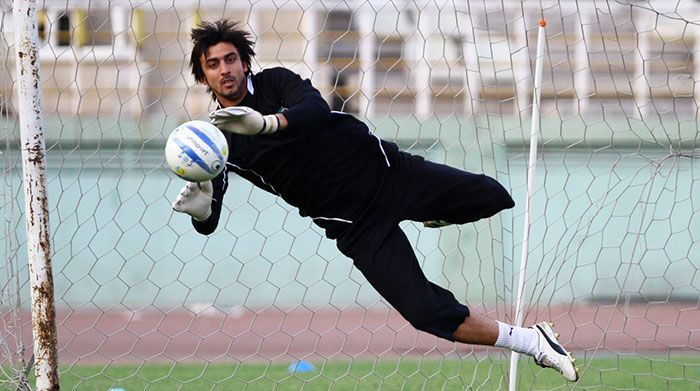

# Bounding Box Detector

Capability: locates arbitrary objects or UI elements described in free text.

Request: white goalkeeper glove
[172,181,213,221]
[209,106,280,135]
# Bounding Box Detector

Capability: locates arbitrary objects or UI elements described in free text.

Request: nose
[220,63,231,75]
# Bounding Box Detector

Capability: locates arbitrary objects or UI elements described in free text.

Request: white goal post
[10,0,58,389]
[1,0,699,389]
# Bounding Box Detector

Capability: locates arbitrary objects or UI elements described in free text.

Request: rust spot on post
[31,264,59,389]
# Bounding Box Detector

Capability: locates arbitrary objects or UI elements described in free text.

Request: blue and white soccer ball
[165,120,229,182]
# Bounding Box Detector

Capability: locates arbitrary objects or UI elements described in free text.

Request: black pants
[330,150,515,341]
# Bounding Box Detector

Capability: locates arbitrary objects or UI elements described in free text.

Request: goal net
[1,0,698,389]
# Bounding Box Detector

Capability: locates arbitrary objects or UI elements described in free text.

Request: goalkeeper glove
[172,181,213,221]
[209,106,280,135]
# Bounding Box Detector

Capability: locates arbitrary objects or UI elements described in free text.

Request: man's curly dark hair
[189,18,256,84]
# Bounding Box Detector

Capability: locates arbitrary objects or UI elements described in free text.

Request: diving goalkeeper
[172,18,578,382]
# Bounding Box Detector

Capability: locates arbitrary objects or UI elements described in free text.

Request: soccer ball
[165,120,229,182]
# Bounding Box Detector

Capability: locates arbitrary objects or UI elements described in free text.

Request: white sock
[494,321,539,356]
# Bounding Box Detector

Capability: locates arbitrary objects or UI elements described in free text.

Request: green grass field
[4,356,700,390]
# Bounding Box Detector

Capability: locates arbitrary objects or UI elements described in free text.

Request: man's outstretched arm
[210,106,288,135]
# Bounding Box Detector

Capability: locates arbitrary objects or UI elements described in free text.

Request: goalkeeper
[172,19,578,382]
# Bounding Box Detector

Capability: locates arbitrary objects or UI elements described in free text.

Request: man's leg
[451,311,498,345]
[453,312,579,382]
[342,225,578,381]
[341,225,470,341]
[453,313,538,355]
[395,154,515,225]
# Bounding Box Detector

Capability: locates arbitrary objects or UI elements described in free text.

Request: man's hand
[209,106,281,135]
[172,181,213,221]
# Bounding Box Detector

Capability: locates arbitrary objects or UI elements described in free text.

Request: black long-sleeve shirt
[192,67,396,236]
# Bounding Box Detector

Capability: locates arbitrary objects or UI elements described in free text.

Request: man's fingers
[211,115,241,126]
[210,107,254,121]
[172,180,213,220]
[177,182,199,203]
[210,116,230,125]
[218,107,252,116]
[184,182,200,196]
[175,192,186,204]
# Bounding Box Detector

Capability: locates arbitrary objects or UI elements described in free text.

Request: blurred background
[1,0,699,387]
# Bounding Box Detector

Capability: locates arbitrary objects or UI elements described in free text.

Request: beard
[214,76,246,105]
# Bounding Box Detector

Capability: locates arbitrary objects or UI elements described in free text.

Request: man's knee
[451,174,514,222]
[485,175,515,211]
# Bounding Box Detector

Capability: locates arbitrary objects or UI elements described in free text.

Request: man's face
[200,42,249,107]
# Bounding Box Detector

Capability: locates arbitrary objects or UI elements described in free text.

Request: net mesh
[1,0,699,389]
[2,0,29,388]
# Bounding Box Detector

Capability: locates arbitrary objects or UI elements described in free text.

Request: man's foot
[423,220,452,228]
[532,321,579,382]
